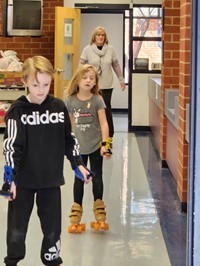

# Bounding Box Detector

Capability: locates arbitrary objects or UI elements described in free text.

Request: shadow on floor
[135,131,187,266]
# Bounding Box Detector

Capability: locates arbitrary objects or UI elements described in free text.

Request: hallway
[0,113,186,266]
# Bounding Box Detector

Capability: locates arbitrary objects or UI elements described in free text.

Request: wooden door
[54,7,80,99]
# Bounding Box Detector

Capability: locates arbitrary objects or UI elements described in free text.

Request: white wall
[132,73,161,126]
[80,13,128,109]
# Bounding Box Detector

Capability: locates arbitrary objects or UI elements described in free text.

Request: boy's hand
[9,182,16,200]
[0,166,16,200]
[3,182,16,201]
[77,165,92,184]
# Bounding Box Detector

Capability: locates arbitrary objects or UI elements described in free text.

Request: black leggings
[100,88,114,138]
[73,148,103,205]
[4,187,62,266]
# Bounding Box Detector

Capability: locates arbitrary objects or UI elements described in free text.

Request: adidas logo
[44,239,61,261]
[21,110,64,125]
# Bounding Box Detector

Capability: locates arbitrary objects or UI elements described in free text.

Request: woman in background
[79,26,126,143]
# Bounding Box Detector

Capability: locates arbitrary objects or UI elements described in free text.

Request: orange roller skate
[90,199,109,231]
[68,203,85,233]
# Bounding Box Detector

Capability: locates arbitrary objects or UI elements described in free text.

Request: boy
[1,55,91,266]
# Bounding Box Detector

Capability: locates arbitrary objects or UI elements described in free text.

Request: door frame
[187,0,200,264]
[54,7,80,99]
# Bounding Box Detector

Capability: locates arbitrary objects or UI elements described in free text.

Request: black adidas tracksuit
[3,95,83,266]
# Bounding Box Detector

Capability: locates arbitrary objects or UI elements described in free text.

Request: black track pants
[4,187,63,266]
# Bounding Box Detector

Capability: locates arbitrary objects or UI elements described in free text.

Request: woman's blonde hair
[66,64,100,96]
[89,26,109,45]
[22,55,54,82]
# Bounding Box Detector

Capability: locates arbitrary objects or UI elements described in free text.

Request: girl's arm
[98,108,111,159]
[64,107,92,183]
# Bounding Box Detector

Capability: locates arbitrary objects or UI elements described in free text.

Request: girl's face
[25,72,52,104]
[95,31,105,46]
[78,69,96,93]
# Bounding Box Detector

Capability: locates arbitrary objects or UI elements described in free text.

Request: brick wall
[0,0,64,93]
[161,0,191,208]
[161,0,180,160]
[177,0,191,204]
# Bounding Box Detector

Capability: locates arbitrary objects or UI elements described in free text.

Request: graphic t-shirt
[65,94,106,154]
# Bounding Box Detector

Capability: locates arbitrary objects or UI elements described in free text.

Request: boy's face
[25,72,52,104]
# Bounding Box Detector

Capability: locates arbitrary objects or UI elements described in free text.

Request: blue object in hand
[0,165,13,198]
[74,165,95,181]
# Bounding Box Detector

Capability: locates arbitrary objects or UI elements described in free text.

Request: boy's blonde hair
[22,55,54,82]
[66,64,100,96]
[89,26,109,45]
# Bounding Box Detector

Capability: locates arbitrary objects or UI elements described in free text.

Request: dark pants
[4,187,63,266]
[73,148,103,205]
[100,88,114,138]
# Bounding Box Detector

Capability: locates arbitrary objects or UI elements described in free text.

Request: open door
[54,7,80,99]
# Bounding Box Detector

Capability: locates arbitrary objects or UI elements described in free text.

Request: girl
[65,64,112,232]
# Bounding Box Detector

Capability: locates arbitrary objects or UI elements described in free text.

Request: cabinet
[131,73,161,128]
[148,76,161,151]
[0,72,27,127]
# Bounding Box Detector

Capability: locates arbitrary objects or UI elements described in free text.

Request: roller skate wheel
[98,222,108,230]
[90,221,100,230]
[82,223,86,231]
[90,221,109,231]
[77,224,83,233]
[68,224,77,233]
[68,223,85,233]
[77,223,85,233]
[94,222,100,231]
[90,221,95,228]
[103,223,109,230]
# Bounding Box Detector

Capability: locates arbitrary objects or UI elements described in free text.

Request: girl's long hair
[66,64,100,96]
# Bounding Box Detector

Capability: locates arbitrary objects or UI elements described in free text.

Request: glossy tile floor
[0,113,186,266]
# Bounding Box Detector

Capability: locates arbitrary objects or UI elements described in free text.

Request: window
[132,6,162,71]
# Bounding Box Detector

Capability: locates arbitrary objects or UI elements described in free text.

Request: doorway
[80,13,128,111]
[76,4,130,116]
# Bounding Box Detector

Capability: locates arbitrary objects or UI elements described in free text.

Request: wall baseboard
[112,108,128,114]
[177,199,187,213]
[161,160,168,168]
[129,125,151,132]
